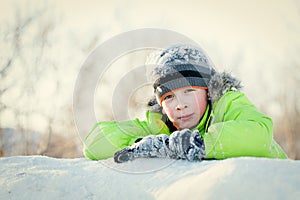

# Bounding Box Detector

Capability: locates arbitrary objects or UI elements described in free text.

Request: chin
[179,123,197,130]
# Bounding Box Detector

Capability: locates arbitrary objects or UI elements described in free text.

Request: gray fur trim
[208,72,242,104]
[147,71,242,113]
[147,96,162,113]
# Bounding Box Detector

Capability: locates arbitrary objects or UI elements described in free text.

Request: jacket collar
[192,104,210,132]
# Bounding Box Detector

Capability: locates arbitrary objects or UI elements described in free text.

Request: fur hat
[151,44,216,104]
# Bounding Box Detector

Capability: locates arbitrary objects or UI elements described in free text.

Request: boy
[84,44,287,163]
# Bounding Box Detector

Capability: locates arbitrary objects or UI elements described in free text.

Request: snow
[0,156,299,200]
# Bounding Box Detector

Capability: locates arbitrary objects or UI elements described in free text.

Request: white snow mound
[0,156,299,200]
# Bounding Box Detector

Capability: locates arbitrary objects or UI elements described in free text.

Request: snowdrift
[0,156,299,199]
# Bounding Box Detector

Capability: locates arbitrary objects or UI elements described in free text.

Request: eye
[163,94,174,101]
[185,88,196,93]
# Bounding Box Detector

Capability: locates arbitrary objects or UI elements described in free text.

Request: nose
[175,98,188,110]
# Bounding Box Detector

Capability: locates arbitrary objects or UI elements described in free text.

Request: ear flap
[147,95,162,113]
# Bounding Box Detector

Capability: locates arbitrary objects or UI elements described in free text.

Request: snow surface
[0,156,299,200]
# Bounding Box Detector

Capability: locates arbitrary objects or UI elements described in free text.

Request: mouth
[178,113,193,121]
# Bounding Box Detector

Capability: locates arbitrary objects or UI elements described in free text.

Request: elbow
[83,146,97,160]
[259,115,274,141]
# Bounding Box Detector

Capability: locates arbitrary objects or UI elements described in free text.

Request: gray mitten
[114,134,176,163]
[169,129,206,161]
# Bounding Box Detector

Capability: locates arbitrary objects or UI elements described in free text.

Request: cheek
[162,103,174,119]
[195,93,207,110]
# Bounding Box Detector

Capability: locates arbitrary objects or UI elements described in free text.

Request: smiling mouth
[178,114,193,121]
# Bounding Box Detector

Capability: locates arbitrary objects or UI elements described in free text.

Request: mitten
[114,134,176,163]
[169,129,206,161]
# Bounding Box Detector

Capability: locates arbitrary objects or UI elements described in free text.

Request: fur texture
[208,71,242,103]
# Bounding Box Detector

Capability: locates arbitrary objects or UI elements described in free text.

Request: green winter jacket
[84,73,288,160]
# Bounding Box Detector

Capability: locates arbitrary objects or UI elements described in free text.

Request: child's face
[161,87,208,130]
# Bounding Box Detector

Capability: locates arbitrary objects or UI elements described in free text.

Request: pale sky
[2,0,299,67]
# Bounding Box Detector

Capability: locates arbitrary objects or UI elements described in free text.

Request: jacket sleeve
[83,111,169,160]
[204,91,287,159]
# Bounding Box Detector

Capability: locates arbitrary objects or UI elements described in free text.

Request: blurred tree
[274,58,300,160]
[0,3,84,158]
